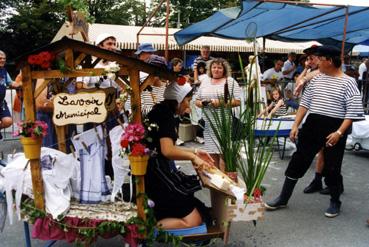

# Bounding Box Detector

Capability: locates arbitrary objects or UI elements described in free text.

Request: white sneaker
[195,136,205,144]
[176,139,185,146]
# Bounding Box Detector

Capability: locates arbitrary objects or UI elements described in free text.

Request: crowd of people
[0,34,368,228]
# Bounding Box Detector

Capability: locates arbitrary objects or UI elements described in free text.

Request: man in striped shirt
[192,46,214,83]
[265,45,365,218]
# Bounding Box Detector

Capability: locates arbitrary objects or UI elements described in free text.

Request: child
[258,87,287,118]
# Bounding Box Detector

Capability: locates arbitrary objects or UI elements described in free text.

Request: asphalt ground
[1,140,369,246]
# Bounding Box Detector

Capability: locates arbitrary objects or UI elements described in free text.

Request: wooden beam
[21,64,45,210]
[117,66,129,76]
[34,79,50,99]
[31,68,105,79]
[139,75,157,93]
[65,48,74,69]
[74,53,87,66]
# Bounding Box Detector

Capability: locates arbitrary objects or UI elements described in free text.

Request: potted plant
[13,120,48,159]
[120,123,151,176]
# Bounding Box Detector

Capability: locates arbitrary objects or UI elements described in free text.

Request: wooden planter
[128,155,149,176]
[20,137,42,160]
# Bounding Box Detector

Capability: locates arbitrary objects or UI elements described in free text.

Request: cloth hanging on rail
[109,125,131,202]
[72,125,111,204]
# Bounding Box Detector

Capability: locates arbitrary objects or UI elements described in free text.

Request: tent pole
[165,0,170,61]
[136,0,166,49]
[259,0,345,7]
[341,6,349,62]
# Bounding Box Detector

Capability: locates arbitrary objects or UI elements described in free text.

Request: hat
[311,45,341,57]
[164,82,192,103]
[303,45,319,55]
[95,33,116,46]
[135,43,157,55]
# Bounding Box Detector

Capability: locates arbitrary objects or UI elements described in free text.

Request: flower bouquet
[28,51,55,70]
[14,120,48,159]
[120,123,150,176]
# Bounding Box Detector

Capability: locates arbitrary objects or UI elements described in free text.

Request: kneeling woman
[145,82,214,229]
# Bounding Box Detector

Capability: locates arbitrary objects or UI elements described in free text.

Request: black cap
[303,45,319,55]
[312,45,341,57]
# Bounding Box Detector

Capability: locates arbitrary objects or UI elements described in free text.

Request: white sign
[53,91,107,126]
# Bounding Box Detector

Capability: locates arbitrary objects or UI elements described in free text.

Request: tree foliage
[0,0,242,59]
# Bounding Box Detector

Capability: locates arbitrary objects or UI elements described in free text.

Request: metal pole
[341,6,349,62]
[259,0,346,7]
[165,0,170,61]
[136,0,166,48]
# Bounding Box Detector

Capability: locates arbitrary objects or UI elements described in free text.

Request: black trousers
[285,114,347,202]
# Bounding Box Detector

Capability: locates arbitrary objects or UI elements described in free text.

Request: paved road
[1,141,369,246]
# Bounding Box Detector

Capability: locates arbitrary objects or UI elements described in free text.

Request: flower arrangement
[120,123,150,157]
[14,120,48,139]
[28,51,55,70]
[103,63,120,81]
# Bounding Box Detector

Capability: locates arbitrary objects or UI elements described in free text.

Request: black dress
[145,103,197,221]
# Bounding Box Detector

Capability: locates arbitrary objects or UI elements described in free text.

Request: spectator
[193,46,214,83]
[261,59,284,99]
[358,58,368,81]
[195,58,241,170]
[282,52,297,87]
[258,87,287,118]
[0,50,22,140]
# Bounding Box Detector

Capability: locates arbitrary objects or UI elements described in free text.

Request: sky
[310,0,369,6]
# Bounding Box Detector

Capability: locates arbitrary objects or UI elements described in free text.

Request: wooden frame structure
[16,36,235,244]
[17,36,175,220]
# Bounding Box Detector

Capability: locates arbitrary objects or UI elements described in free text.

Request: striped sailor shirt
[300,74,364,120]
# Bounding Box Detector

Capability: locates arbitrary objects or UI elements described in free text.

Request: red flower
[34,55,43,65]
[39,51,53,63]
[40,61,51,69]
[253,188,262,199]
[176,76,187,85]
[28,55,38,65]
[131,143,146,156]
[120,139,129,148]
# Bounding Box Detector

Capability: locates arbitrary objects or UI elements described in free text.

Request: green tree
[0,1,65,59]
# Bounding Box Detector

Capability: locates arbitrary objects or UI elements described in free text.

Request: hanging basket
[128,155,149,176]
[20,137,42,160]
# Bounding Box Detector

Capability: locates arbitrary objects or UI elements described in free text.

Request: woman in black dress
[145,82,214,229]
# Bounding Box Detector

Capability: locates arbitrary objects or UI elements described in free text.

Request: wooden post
[129,68,145,220]
[21,64,45,210]
[55,126,67,153]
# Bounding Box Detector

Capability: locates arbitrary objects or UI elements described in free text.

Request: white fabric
[358,62,367,80]
[1,148,76,223]
[164,82,192,103]
[261,67,284,81]
[80,61,119,88]
[109,125,131,202]
[72,125,111,203]
[282,60,296,79]
[351,115,369,139]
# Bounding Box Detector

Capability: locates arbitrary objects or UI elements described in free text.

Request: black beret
[303,45,319,55]
[313,45,341,57]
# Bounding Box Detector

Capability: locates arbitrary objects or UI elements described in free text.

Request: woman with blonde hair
[195,58,241,170]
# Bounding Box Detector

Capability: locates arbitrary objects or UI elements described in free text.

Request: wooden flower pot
[128,155,149,176]
[20,137,42,160]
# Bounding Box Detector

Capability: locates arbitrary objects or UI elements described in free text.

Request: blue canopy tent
[174,0,369,49]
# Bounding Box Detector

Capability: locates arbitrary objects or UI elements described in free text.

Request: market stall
[8,36,261,246]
